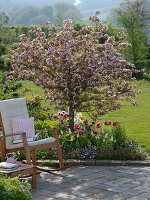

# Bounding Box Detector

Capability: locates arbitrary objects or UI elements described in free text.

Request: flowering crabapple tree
[11,10,137,130]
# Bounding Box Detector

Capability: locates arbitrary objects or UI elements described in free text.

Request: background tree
[53,2,83,24]
[0,11,9,25]
[0,43,11,71]
[112,0,149,74]
[11,6,41,25]
[10,2,83,25]
[29,15,48,25]
[42,5,53,20]
[11,11,136,130]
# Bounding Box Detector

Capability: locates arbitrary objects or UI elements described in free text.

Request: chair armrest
[36,128,59,139]
[0,132,28,148]
[36,128,52,133]
[0,132,31,164]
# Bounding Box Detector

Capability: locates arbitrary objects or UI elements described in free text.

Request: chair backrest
[0,98,29,149]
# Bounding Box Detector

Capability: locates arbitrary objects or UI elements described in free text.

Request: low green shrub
[0,72,22,100]
[26,96,42,111]
[0,174,32,200]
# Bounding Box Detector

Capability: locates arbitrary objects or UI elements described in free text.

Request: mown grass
[104,80,150,152]
[19,80,150,152]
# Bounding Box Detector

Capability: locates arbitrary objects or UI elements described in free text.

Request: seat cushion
[7,137,56,149]
[11,117,35,143]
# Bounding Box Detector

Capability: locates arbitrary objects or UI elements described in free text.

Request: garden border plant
[0,173,32,200]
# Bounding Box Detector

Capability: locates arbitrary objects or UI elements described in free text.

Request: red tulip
[58,112,63,116]
[105,121,113,125]
[63,113,69,118]
[79,130,84,135]
[113,121,119,126]
[93,130,99,134]
[96,122,102,128]
[83,119,88,124]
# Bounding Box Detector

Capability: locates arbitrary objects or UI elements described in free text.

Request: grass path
[19,80,150,152]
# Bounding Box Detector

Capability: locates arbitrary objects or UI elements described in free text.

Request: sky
[74,0,82,6]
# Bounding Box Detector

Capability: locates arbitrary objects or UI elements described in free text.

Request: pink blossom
[94,10,101,15]
[10,11,136,130]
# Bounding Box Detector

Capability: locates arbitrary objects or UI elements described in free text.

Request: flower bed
[24,96,148,161]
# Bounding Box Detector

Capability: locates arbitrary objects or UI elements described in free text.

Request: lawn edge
[37,159,150,167]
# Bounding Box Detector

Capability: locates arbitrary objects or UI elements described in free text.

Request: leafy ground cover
[0,174,32,200]
[18,79,150,153]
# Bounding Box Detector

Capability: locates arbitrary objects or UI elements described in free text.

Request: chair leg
[56,143,64,169]
[53,128,64,169]
[32,167,36,189]
[0,139,6,161]
[32,150,36,166]
[1,150,6,162]
[22,133,31,165]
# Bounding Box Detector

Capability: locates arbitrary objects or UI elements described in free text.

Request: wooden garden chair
[0,97,65,172]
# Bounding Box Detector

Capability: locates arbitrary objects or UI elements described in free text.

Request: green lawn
[19,80,150,152]
[103,80,150,152]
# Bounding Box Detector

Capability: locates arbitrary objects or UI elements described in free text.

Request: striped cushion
[11,117,35,143]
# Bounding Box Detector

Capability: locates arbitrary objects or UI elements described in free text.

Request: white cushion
[11,117,35,143]
[7,137,56,149]
[13,138,34,144]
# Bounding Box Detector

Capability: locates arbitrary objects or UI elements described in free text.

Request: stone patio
[31,166,150,200]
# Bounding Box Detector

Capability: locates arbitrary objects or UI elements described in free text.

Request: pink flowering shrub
[10,11,137,130]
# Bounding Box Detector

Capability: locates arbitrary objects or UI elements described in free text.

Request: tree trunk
[69,106,74,131]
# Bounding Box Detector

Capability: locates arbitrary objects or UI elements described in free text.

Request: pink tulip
[52,114,58,118]
[74,124,80,129]
[74,131,79,134]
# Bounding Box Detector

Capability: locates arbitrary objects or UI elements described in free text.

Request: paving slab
[31,166,150,200]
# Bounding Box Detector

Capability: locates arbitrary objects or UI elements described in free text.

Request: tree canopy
[11,11,136,129]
